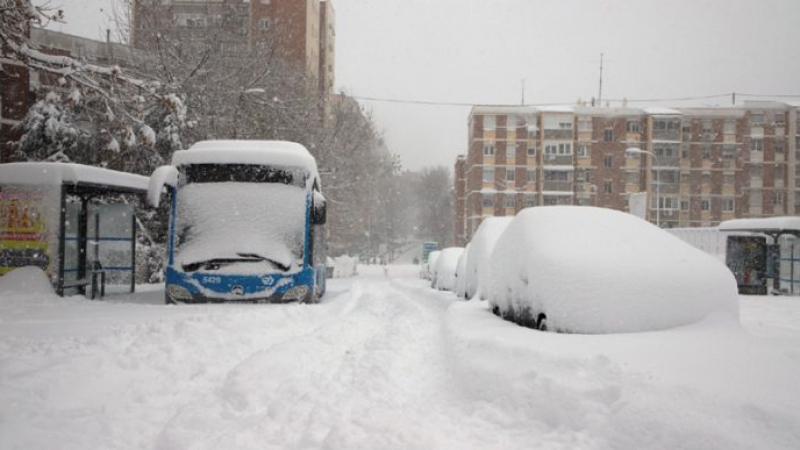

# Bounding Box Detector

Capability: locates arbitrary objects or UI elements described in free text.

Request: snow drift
[487,206,739,334]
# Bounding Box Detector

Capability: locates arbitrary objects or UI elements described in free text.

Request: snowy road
[2,265,800,449]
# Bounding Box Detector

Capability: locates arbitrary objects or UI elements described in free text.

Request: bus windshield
[175,164,309,274]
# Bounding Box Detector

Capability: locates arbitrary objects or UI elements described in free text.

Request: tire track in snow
[155,278,473,449]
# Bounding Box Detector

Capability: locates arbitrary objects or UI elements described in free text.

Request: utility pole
[598,52,604,106]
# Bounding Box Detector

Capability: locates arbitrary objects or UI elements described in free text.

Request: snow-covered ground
[1,265,799,449]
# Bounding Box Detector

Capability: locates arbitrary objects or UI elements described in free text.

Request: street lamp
[625,147,660,227]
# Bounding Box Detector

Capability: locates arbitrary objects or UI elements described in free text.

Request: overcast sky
[45,0,800,171]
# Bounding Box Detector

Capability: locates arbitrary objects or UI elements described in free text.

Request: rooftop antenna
[598,52,604,106]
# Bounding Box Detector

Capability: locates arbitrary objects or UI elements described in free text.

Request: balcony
[653,129,681,141]
[543,180,573,192]
[543,154,574,165]
[543,129,574,140]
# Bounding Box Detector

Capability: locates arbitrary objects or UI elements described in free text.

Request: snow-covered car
[432,247,464,291]
[464,217,513,300]
[487,206,739,334]
[423,250,441,280]
[454,244,470,298]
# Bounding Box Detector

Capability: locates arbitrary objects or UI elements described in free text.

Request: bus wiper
[236,253,291,272]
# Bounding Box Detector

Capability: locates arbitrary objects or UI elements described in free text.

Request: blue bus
[149,140,327,304]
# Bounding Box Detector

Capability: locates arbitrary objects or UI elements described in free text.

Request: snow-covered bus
[149,141,327,304]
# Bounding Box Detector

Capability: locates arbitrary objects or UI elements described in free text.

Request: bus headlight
[282,285,309,301]
[167,284,193,301]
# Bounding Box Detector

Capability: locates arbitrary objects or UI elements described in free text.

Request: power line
[350,92,800,108]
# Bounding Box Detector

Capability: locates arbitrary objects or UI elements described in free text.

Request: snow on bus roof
[172,141,319,176]
[719,217,800,233]
[0,162,148,192]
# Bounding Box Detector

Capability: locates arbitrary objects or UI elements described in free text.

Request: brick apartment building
[130,0,335,98]
[0,29,135,162]
[454,102,800,245]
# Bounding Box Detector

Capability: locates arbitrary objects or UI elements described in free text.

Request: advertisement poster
[0,188,52,276]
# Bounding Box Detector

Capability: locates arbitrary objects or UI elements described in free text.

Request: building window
[604,129,614,142]
[681,200,690,211]
[774,192,784,206]
[723,173,735,186]
[559,121,573,130]
[750,112,764,125]
[701,199,710,211]
[653,197,678,210]
[259,18,271,30]
[578,118,591,131]
[577,144,589,158]
[655,144,677,158]
[544,170,572,181]
[527,169,536,182]
[722,198,735,212]
[527,146,536,157]
[524,195,536,207]
[484,143,496,156]
[506,168,515,181]
[482,195,494,208]
[505,196,516,208]
[603,181,613,193]
[506,115,516,129]
[723,120,736,134]
[775,140,785,153]
[701,146,711,159]
[483,168,494,182]
[750,139,763,151]
[604,155,613,168]
[544,142,572,156]
[484,115,496,131]
[654,120,680,130]
[627,121,641,133]
[701,172,711,185]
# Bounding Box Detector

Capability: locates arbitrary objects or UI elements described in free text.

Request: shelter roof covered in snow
[719,217,800,235]
[0,162,148,193]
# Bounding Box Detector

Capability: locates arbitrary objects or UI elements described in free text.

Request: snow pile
[432,247,464,291]
[330,255,358,278]
[463,217,513,299]
[0,267,58,305]
[175,183,306,273]
[487,206,739,333]
[454,244,469,299]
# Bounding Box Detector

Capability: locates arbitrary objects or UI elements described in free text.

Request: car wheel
[491,305,500,316]
[537,314,548,332]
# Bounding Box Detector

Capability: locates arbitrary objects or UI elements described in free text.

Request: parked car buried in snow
[487,206,739,334]
[463,216,513,300]
[432,247,464,292]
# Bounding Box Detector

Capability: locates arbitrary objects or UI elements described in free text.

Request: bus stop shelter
[719,217,800,295]
[0,163,148,297]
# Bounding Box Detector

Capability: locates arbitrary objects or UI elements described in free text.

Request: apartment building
[455,102,800,245]
[131,0,334,95]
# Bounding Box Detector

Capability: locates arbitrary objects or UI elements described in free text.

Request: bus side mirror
[148,165,178,208]
[312,200,327,225]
